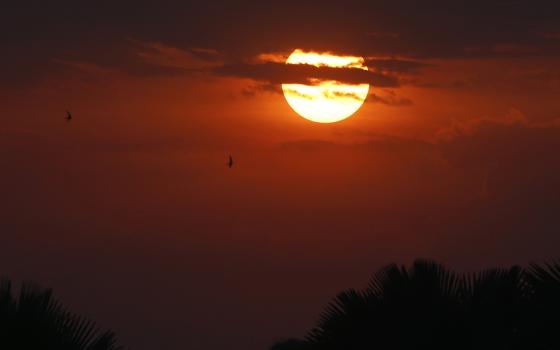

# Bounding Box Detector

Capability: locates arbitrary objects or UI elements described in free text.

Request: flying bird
[66,110,72,122]
[228,155,233,168]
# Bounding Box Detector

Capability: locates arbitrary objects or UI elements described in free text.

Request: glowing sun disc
[282,49,370,123]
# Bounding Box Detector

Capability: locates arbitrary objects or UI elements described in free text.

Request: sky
[2,1,560,349]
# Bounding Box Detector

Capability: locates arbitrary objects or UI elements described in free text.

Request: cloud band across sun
[279,49,370,123]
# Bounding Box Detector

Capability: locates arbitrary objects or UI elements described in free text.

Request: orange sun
[282,49,370,123]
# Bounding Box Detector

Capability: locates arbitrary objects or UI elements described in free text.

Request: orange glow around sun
[282,49,370,123]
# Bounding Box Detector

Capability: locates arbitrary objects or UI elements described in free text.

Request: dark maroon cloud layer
[214,62,399,86]
[3,0,560,86]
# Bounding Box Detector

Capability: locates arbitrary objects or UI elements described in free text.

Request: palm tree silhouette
[0,280,122,350]
[306,260,463,350]
[461,266,530,349]
[525,261,560,349]
[270,339,310,350]
[274,260,560,350]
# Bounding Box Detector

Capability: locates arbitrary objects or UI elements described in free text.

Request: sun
[282,49,370,123]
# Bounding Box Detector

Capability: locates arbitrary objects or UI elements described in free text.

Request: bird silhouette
[228,155,234,168]
[66,110,72,122]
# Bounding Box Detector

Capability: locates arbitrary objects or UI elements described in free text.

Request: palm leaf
[306,260,463,349]
[0,280,122,350]
[525,261,560,349]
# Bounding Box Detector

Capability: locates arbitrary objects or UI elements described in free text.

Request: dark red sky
[2,1,560,349]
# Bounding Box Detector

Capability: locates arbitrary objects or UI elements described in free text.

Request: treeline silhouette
[272,260,560,350]
[0,280,122,349]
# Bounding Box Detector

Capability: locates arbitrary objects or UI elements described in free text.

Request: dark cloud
[130,40,221,70]
[280,113,560,205]
[324,91,364,101]
[366,59,432,74]
[129,45,424,88]
[282,88,315,100]
[241,83,282,97]
[433,114,560,256]
[437,112,560,178]
[368,91,414,106]
[279,116,560,262]
[4,0,560,87]
[413,80,470,89]
[214,62,399,86]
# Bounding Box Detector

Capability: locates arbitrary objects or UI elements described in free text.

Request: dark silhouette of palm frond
[0,280,122,350]
[525,261,560,349]
[526,260,560,295]
[307,260,463,350]
[306,289,370,349]
[279,259,560,350]
[461,266,529,349]
[270,338,310,350]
